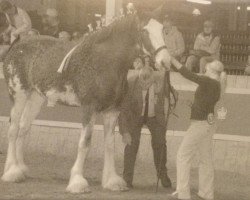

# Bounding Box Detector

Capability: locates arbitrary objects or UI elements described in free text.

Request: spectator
[58,31,71,41]
[163,16,185,60]
[186,20,221,73]
[27,29,40,36]
[72,31,82,42]
[144,55,156,70]
[41,8,60,37]
[119,66,172,189]
[0,0,32,43]
[132,57,144,70]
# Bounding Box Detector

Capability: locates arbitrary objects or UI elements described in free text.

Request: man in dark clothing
[170,57,226,200]
[119,67,174,189]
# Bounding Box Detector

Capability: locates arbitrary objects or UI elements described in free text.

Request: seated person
[119,66,172,189]
[41,8,60,37]
[163,16,185,60]
[27,29,40,36]
[58,31,71,41]
[186,20,220,73]
[0,0,32,43]
[72,31,83,42]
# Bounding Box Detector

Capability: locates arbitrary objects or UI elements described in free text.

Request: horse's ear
[151,2,168,23]
[136,11,152,28]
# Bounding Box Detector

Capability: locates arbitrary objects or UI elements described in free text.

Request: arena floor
[0,152,249,200]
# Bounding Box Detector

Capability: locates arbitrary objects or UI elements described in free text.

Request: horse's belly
[46,85,81,107]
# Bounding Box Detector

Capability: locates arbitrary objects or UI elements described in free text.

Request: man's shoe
[160,173,172,188]
[126,182,134,189]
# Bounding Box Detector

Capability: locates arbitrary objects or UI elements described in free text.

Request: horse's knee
[18,121,30,137]
[8,124,19,140]
[80,134,92,148]
[79,130,92,149]
[104,136,114,152]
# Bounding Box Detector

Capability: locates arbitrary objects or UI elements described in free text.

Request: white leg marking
[16,91,44,176]
[102,110,128,191]
[66,114,95,194]
[2,92,27,182]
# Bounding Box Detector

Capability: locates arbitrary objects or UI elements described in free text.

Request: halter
[153,45,168,57]
[138,28,168,60]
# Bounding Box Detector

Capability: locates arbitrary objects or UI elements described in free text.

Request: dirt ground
[0,152,249,200]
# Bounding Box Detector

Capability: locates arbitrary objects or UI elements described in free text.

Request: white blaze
[144,19,171,70]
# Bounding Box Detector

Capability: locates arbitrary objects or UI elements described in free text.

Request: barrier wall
[1,69,250,136]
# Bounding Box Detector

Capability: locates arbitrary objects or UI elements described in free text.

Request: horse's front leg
[66,114,95,194]
[102,109,128,191]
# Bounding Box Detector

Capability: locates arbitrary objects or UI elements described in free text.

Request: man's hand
[170,57,182,70]
[11,31,19,39]
[122,132,132,145]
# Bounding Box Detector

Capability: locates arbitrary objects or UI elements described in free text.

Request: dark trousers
[123,116,167,185]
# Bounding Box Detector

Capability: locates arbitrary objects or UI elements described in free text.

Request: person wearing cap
[170,57,227,200]
[119,66,172,189]
[186,20,221,73]
[163,16,185,60]
[0,0,31,43]
[42,8,60,37]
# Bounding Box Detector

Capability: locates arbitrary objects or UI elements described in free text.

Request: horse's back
[3,36,75,92]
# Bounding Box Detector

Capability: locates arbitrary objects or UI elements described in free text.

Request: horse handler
[170,57,226,200]
[118,66,175,189]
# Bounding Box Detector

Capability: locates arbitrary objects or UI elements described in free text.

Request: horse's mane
[76,15,138,54]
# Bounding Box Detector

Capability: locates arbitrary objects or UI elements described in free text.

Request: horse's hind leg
[66,111,96,194]
[16,91,44,175]
[102,109,128,191]
[2,91,28,182]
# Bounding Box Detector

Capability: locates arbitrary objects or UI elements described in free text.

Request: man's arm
[171,57,208,85]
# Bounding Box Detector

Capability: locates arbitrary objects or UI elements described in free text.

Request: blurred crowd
[0,1,235,74]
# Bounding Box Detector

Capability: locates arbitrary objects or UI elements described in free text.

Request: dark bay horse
[1,13,171,193]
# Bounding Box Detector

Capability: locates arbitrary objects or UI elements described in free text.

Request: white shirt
[141,84,156,117]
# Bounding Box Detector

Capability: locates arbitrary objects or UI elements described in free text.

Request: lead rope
[155,70,174,193]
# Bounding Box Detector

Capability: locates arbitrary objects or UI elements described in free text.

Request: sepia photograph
[0,0,249,199]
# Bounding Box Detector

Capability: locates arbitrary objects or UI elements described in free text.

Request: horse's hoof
[1,165,25,183]
[66,175,91,194]
[103,175,128,192]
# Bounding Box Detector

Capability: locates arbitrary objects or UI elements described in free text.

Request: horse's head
[136,6,171,71]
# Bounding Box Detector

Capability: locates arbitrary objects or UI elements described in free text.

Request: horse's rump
[3,36,77,91]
